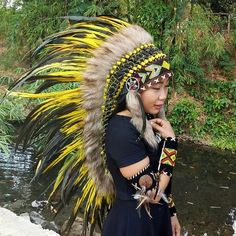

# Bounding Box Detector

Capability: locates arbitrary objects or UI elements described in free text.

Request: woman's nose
[158,87,167,100]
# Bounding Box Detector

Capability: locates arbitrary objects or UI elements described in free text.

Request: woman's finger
[177,225,181,236]
[172,225,176,236]
[150,118,164,126]
[150,121,163,132]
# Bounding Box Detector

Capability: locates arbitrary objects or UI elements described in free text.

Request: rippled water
[0,142,235,235]
[174,142,236,235]
[0,146,35,210]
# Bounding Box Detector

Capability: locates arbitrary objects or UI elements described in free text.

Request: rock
[31,200,48,208]
[29,210,46,225]
[19,212,30,221]
[7,199,25,211]
[61,217,100,236]
[29,211,60,233]
[0,207,59,236]
[233,220,236,236]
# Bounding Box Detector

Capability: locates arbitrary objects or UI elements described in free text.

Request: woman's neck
[117,109,131,117]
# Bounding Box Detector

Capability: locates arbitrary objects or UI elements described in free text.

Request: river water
[0,142,235,235]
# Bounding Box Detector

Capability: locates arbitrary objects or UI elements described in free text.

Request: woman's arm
[120,156,169,203]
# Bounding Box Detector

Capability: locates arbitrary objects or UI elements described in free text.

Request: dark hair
[112,93,127,115]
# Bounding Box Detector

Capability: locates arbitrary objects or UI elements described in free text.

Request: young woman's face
[139,79,169,115]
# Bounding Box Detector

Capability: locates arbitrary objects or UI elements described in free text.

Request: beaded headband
[102,43,173,121]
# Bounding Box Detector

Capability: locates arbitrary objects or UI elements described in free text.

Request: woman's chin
[146,108,161,115]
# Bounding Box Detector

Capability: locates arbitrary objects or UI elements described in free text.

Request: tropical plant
[169,98,199,135]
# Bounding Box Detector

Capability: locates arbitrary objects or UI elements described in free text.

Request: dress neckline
[115,114,131,119]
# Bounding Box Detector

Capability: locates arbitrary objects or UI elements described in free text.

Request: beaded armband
[159,137,178,177]
[127,164,159,218]
[128,164,158,192]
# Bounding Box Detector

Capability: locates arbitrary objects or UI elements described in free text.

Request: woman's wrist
[168,194,177,217]
[169,205,177,217]
[162,136,178,149]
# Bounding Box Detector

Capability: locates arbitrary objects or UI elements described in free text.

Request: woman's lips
[154,104,163,109]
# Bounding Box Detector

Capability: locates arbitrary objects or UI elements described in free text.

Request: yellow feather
[44,140,81,172]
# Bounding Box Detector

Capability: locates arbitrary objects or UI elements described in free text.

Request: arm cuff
[169,206,177,216]
[160,137,178,176]
[168,194,177,216]
[163,137,178,149]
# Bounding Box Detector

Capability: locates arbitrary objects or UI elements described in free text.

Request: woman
[102,55,181,236]
[9,16,181,235]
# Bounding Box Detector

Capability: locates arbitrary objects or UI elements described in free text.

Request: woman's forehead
[154,78,169,84]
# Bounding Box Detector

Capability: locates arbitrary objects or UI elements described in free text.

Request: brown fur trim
[82,25,154,197]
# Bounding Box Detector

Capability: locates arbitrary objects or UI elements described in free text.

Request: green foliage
[68,0,122,16]
[169,99,198,135]
[164,4,225,89]
[218,50,236,80]
[0,103,13,155]
[0,1,66,68]
[0,0,235,151]
[0,73,42,153]
[194,0,236,13]
[211,135,236,151]
[132,0,171,44]
[203,96,231,113]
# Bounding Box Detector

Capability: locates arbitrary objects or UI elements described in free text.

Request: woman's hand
[171,215,181,236]
[150,118,175,139]
[147,188,162,204]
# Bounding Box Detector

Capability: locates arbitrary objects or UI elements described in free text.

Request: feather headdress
[8,16,173,234]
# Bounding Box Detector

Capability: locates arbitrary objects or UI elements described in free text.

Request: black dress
[102,115,173,236]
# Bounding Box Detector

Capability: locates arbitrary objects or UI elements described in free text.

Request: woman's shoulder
[108,115,132,131]
[106,114,138,137]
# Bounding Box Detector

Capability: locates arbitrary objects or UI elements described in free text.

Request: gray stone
[61,217,100,236]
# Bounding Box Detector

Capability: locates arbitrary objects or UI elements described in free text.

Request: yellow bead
[117,61,121,65]
[133,50,137,54]
[141,62,145,66]
[140,45,144,49]
[133,66,137,71]
[121,58,126,62]
[129,69,134,74]
[125,54,130,59]
[138,65,142,69]
[113,65,117,69]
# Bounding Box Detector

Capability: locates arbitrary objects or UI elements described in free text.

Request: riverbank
[178,134,235,153]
